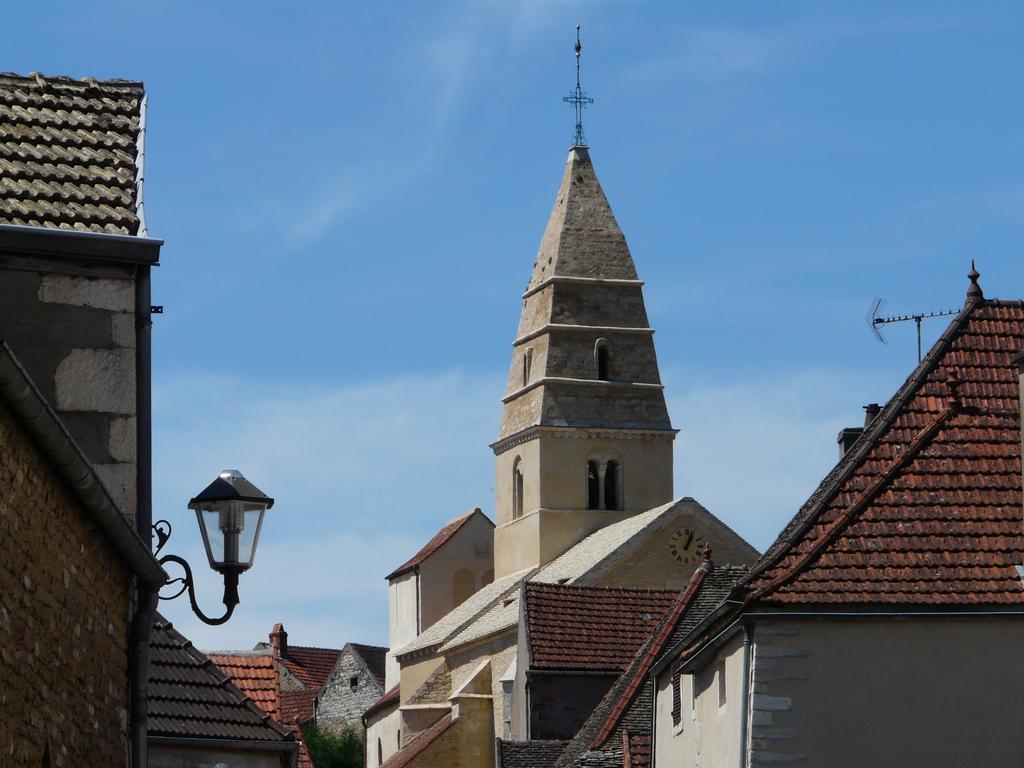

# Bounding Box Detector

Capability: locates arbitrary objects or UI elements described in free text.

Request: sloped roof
[498,740,570,768]
[0,72,146,235]
[554,565,748,768]
[206,651,279,722]
[363,684,401,721]
[527,146,638,291]
[400,499,743,659]
[282,645,342,689]
[386,508,491,580]
[746,295,1024,606]
[351,642,388,686]
[524,583,676,671]
[148,614,293,743]
[380,712,455,768]
[280,688,319,727]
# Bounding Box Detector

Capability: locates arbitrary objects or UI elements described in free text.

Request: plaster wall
[747,618,1024,768]
[387,572,418,689]
[365,707,401,768]
[654,633,745,768]
[418,512,495,630]
[445,632,517,738]
[0,263,140,520]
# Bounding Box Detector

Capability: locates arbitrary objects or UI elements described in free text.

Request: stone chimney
[269,623,288,658]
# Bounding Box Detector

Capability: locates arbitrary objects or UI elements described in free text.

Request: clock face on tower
[668,527,705,565]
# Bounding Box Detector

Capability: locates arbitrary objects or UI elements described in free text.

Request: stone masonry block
[93,463,137,519]
[110,314,135,348]
[107,417,137,463]
[55,349,135,414]
[39,275,133,312]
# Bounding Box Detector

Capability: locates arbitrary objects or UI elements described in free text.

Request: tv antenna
[867,298,959,363]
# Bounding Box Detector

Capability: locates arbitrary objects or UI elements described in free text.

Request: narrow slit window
[377,738,383,766]
[522,348,533,387]
[512,457,524,519]
[604,460,620,511]
[596,342,610,381]
[587,461,600,510]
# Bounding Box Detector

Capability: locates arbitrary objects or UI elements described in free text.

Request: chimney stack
[837,427,863,459]
[864,403,881,427]
[269,623,288,658]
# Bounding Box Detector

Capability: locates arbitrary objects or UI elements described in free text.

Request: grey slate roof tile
[148,613,294,743]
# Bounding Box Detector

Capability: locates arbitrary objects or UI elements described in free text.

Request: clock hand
[684,531,694,550]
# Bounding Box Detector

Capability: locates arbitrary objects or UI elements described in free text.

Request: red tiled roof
[281,645,342,690]
[364,684,401,721]
[380,712,454,768]
[623,731,650,768]
[747,298,1024,606]
[207,652,280,723]
[386,508,491,580]
[524,583,677,671]
[280,688,320,727]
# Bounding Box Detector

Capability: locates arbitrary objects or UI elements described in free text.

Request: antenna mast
[563,25,594,147]
[868,299,959,362]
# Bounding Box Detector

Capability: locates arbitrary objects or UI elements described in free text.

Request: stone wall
[0,399,132,767]
[0,264,139,520]
[317,647,384,731]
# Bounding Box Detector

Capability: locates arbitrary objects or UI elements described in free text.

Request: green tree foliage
[304,723,363,768]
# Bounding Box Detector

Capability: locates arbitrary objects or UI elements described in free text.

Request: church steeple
[491,146,676,578]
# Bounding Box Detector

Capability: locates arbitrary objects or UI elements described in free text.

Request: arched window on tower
[587,460,600,510]
[512,456,524,520]
[605,460,621,511]
[522,348,533,387]
[595,339,611,381]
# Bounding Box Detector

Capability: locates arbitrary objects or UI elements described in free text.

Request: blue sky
[9,1,1024,649]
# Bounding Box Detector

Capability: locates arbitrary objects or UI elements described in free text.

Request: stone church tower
[491,146,676,578]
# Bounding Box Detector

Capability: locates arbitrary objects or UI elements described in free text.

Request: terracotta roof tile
[747,299,1024,606]
[524,583,676,671]
[0,73,145,235]
[148,614,293,744]
[386,508,491,580]
[206,651,280,722]
[281,645,342,690]
[280,688,319,727]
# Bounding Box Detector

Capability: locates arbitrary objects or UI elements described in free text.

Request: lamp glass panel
[237,504,267,567]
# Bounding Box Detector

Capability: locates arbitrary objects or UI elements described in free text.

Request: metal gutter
[0,223,162,265]
[0,342,166,585]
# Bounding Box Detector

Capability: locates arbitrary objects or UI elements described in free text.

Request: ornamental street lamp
[154,469,274,625]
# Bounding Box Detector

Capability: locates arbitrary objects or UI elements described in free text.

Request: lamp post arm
[158,553,239,626]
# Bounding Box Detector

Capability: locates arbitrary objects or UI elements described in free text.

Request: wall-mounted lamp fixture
[154,469,274,625]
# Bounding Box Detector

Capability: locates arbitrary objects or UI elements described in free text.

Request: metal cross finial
[563,24,594,147]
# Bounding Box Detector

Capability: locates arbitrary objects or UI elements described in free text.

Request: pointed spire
[526,147,637,292]
[966,260,984,301]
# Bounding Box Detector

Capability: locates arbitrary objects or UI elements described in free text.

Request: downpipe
[130,586,159,767]
[738,623,751,768]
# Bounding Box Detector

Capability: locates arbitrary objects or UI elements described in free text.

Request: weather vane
[563,25,594,147]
